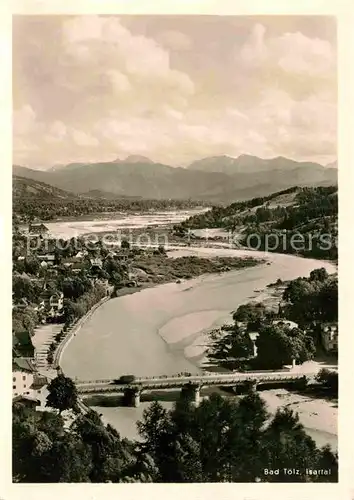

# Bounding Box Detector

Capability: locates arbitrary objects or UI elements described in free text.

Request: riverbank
[260,388,337,450]
[87,387,338,451]
[54,255,264,375]
[60,247,337,449]
[129,253,264,287]
[61,249,336,379]
[40,208,207,239]
[53,296,110,370]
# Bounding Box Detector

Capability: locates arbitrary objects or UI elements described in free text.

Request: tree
[13,276,39,302]
[315,445,338,482]
[46,374,78,414]
[12,307,38,337]
[121,239,130,250]
[282,273,337,326]
[63,299,85,324]
[255,324,315,369]
[42,434,92,482]
[209,324,254,361]
[13,390,338,483]
[232,302,271,331]
[137,389,338,483]
[315,369,338,397]
[72,410,135,482]
[260,407,337,482]
[13,404,92,483]
[310,268,329,282]
[318,278,338,322]
[24,256,40,275]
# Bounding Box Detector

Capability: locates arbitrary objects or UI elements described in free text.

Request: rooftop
[13,395,40,404]
[31,374,48,389]
[13,357,36,373]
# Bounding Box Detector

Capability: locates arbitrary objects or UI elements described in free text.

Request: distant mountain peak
[110,155,154,164]
[124,155,154,164]
[326,160,337,169]
[186,153,329,175]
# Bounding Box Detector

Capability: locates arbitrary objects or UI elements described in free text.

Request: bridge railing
[77,372,205,385]
[77,372,313,390]
[77,378,114,385]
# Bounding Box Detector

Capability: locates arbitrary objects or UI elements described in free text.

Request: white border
[1,1,353,499]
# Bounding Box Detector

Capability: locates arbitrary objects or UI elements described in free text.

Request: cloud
[240,23,335,75]
[71,129,99,147]
[45,121,67,143]
[157,30,192,51]
[13,17,336,168]
[13,105,37,136]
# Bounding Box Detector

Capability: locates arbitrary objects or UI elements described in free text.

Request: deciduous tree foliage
[232,302,272,330]
[255,324,315,369]
[13,386,338,483]
[46,374,78,414]
[180,186,337,260]
[315,368,338,397]
[282,272,338,326]
[208,324,255,361]
[137,391,338,482]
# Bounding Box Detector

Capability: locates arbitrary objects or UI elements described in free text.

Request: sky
[13,15,337,169]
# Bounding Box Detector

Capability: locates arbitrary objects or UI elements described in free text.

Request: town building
[321,323,338,352]
[248,331,259,357]
[89,258,103,271]
[12,331,35,359]
[38,283,65,320]
[12,358,49,408]
[47,292,64,318]
[40,291,64,319]
[37,254,56,265]
[74,250,87,260]
[12,358,36,398]
[114,250,131,262]
[12,395,40,408]
[63,251,87,266]
[29,223,49,235]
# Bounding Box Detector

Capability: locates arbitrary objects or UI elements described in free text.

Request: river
[42,208,207,239]
[61,244,337,449]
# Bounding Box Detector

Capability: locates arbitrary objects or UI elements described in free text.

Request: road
[76,370,314,394]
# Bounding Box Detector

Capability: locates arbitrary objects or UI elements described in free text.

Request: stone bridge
[76,371,313,407]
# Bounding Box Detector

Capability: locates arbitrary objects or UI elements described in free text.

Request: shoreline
[53,296,110,370]
[57,247,337,449]
[53,285,155,371]
[59,248,336,377]
[56,263,265,373]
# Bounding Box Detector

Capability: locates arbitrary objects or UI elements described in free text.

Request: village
[12,221,146,409]
[12,222,338,413]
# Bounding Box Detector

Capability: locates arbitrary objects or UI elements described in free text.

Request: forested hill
[13,176,78,200]
[12,176,208,221]
[179,186,338,260]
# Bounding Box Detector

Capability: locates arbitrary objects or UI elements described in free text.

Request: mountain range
[13,154,337,203]
[187,154,330,175]
[13,175,77,200]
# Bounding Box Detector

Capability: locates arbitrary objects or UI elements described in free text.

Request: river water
[60,242,337,448]
[43,208,207,239]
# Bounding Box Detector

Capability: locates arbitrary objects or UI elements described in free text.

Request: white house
[321,323,338,352]
[12,358,35,398]
[13,358,49,408]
